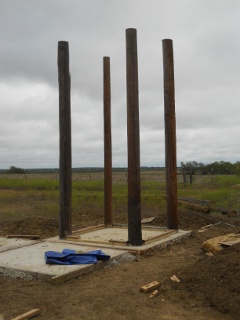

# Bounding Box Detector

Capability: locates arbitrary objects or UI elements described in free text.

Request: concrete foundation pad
[0,240,126,282]
[0,227,191,282]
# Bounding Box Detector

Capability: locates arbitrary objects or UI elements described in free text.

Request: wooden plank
[144,229,176,244]
[10,309,40,320]
[109,239,128,245]
[66,238,110,245]
[149,290,159,298]
[65,235,81,240]
[201,222,221,229]
[170,275,180,283]
[72,224,105,235]
[220,239,240,247]
[141,217,155,224]
[141,226,168,230]
[140,281,160,293]
[6,235,40,240]
[202,233,240,253]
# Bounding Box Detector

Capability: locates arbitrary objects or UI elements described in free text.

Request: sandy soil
[0,210,240,320]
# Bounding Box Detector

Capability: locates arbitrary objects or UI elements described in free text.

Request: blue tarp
[45,249,110,265]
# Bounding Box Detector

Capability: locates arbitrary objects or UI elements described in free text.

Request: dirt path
[0,212,240,319]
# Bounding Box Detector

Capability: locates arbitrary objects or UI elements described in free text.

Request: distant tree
[181,161,240,176]
[8,166,25,174]
[234,161,240,176]
[199,161,237,175]
[180,161,205,175]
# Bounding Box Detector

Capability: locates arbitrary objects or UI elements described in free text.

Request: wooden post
[183,168,187,185]
[126,28,142,245]
[58,41,72,239]
[103,56,113,226]
[190,167,193,184]
[162,39,178,230]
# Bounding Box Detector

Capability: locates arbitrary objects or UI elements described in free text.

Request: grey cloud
[0,0,240,168]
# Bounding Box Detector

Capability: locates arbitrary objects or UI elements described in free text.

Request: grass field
[0,171,240,226]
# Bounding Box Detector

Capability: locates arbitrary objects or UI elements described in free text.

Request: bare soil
[0,209,240,320]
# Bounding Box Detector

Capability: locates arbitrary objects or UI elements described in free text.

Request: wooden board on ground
[6,235,40,240]
[66,237,111,245]
[141,217,155,224]
[149,290,158,298]
[144,229,176,244]
[220,239,240,247]
[140,281,160,293]
[72,224,105,235]
[109,239,128,245]
[10,309,40,320]
[202,233,240,253]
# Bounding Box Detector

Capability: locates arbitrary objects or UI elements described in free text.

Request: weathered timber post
[190,167,193,184]
[58,41,72,238]
[126,28,142,245]
[103,56,113,226]
[162,39,178,230]
[183,168,187,185]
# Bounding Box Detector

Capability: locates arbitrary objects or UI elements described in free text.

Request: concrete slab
[0,226,191,282]
[0,240,126,282]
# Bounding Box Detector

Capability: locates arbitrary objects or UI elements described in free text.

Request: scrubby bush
[8,166,25,174]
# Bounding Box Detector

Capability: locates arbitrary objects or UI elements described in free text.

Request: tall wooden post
[162,39,178,230]
[103,56,113,226]
[58,41,72,238]
[126,28,142,245]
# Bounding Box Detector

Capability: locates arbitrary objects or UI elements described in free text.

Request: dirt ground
[0,210,240,320]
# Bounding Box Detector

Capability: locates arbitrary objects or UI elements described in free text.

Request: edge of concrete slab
[0,260,113,283]
[0,266,45,281]
[50,259,108,284]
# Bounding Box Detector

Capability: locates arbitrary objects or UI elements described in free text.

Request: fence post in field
[162,39,178,230]
[126,28,143,245]
[183,168,187,184]
[103,56,113,226]
[58,41,72,239]
[190,167,193,184]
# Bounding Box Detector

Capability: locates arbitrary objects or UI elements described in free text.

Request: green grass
[178,175,240,210]
[0,174,240,223]
[0,178,58,190]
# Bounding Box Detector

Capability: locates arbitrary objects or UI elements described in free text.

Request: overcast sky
[0,0,239,169]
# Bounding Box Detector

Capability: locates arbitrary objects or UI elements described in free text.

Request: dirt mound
[164,242,240,318]
[0,217,59,239]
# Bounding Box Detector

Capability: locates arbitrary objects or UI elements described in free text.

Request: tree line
[4,163,240,176]
[180,161,240,175]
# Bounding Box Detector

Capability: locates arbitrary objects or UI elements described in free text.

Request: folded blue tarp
[45,249,110,265]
